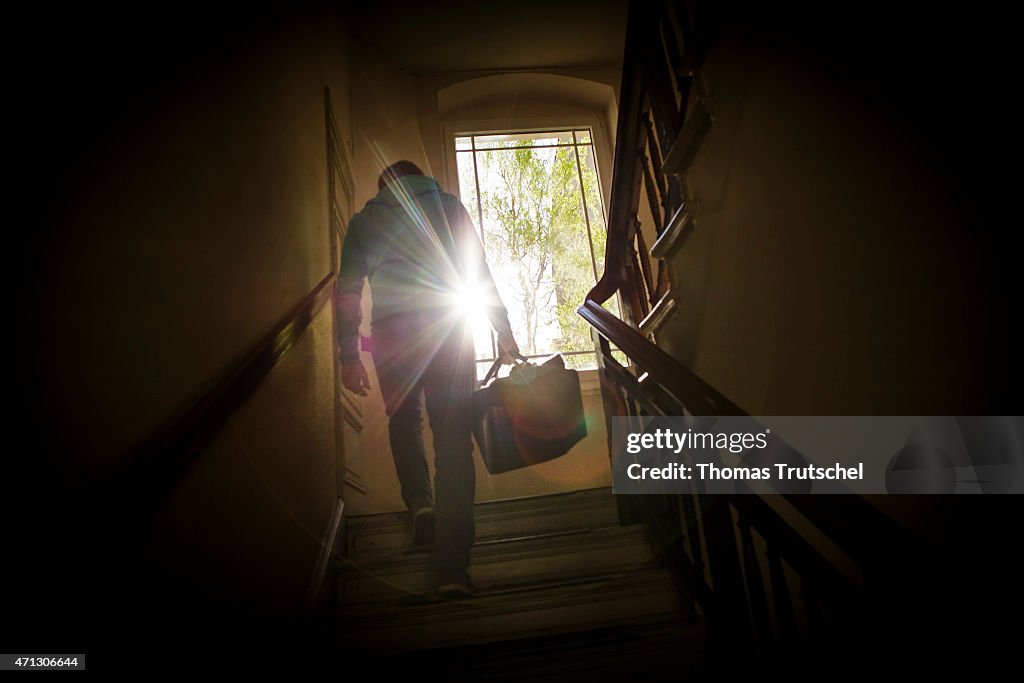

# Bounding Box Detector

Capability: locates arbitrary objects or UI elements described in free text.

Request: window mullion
[572,131,600,282]
[470,138,497,361]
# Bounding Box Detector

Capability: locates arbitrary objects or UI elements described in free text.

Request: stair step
[321,567,688,653]
[338,525,655,604]
[346,487,620,560]
[337,570,652,620]
[389,618,707,679]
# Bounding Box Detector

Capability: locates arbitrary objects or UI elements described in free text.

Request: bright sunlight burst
[450,282,491,330]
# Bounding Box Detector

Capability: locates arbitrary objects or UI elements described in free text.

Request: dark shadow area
[4,0,1022,676]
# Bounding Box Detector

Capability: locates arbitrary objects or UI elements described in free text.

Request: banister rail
[106,273,336,505]
[578,300,743,416]
[69,268,338,649]
[577,0,915,668]
[91,88,352,525]
[587,0,647,306]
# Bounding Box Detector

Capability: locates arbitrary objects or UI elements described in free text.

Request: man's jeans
[370,312,477,571]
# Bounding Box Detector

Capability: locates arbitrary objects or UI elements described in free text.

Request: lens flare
[451,282,487,321]
[450,282,494,356]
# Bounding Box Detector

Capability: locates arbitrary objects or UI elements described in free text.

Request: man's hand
[495,328,521,365]
[341,361,371,396]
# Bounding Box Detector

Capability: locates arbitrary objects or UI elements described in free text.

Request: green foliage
[475,137,610,358]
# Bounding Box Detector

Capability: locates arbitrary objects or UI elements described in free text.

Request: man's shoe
[437,569,474,599]
[411,506,435,546]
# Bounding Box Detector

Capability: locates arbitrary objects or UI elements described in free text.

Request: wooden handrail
[581,296,912,586]
[103,272,336,503]
[578,300,744,416]
[587,1,647,305]
[576,0,915,664]
[93,89,351,516]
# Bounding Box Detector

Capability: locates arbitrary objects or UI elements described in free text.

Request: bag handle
[481,353,529,386]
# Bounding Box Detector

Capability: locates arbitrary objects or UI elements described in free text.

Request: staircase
[314,487,707,678]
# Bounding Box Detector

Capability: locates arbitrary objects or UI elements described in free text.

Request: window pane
[564,352,598,371]
[574,129,592,144]
[455,136,473,151]
[455,151,482,235]
[453,130,613,363]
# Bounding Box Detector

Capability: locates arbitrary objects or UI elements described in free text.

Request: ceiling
[346,0,629,74]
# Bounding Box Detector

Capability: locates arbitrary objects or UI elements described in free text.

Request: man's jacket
[335,174,511,364]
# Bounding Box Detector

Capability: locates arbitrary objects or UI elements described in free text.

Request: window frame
[442,115,619,381]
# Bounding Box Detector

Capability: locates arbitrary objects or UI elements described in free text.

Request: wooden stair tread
[321,568,689,652]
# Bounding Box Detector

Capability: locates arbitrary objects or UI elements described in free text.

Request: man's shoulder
[437,187,460,202]
[342,205,384,248]
[345,209,368,236]
[348,200,388,229]
[436,188,467,214]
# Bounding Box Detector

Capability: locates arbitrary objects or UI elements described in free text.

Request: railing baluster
[634,226,657,308]
[641,113,668,216]
[645,37,680,159]
[623,235,649,323]
[659,1,688,88]
[680,490,704,572]
[801,581,824,647]
[640,148,665,233]
[661,1,694,127]
[594,334,620,456]
[644,18,687,224]
[702,498,753,654]
[643,108,685,252]
[668,0,695,72]
[631,247,651,319]
[767,546,798,651]
[739,517,774,658]
[655,261,671,300]
[603,357,665,418]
